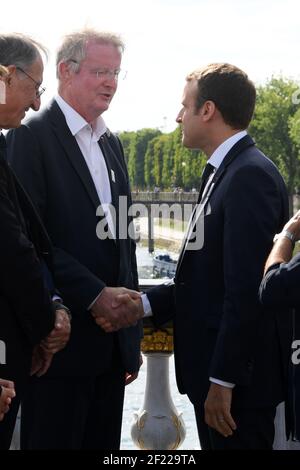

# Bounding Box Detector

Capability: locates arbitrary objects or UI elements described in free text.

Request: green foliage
[119,77,300,200]
[120,126,206,190]
[249,77,300,209]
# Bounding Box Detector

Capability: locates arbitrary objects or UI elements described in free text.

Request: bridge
[131,192,198,252]
[131,191,198,205]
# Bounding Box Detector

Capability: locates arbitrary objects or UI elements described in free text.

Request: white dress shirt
[55,95,115,238]
[142,130,248,389]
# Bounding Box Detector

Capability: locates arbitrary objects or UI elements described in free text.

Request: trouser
[194,402,276,450]
[0,374,28,450]
[21,359,125,450]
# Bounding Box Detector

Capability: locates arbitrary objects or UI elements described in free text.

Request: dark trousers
[194,402,276,450]
[0,394,21,450]
[21,361,125,450]
[0,375,28,450]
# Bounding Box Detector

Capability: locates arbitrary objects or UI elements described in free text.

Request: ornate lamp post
[131,317,186,450]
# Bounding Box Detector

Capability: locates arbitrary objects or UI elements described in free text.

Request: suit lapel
[99,134,119,213]
[175,135,255,279]
[0,157,28,234]
[48,100,100,209]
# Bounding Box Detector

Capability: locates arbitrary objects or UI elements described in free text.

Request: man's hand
[0,379,15,421]
[91,287,143,331]
[204,382,237,437]
[125,354,143,386]
[31,345,54,377]
[41,308,71,354]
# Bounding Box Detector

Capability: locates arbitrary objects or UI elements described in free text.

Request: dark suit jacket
[147,135,290,408]
[7,100,142,377]
[0,148,55,384]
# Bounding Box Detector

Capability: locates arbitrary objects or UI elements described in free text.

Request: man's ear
[58,61,74,82]
[202,100,216,122]
[4,65,17,86]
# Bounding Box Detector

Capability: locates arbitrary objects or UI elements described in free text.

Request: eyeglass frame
[16,66,46,98]
[69,59,126,81]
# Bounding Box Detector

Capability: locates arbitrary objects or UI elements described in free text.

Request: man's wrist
[52,301,71,319]
[141,293,153,317]
[274,229,296,245]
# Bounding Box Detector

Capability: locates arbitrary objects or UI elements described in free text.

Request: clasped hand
[0,379,15,421]
[31,308,71,376]
[91,287,143,332]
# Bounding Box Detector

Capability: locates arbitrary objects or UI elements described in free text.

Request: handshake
[91,287,144,332]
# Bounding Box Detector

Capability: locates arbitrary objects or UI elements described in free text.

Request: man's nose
[31,95,41,111]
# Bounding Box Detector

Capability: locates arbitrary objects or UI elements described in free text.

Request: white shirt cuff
[141,293,153,317]
[209,377,235,388]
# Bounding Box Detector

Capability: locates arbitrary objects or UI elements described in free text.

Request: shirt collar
[55,94,107,140]
[208,130,247,170]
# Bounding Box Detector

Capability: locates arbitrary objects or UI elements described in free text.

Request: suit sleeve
[146,281,176,327]
[7,126,105,314]
[260,256,300,307]
[209,164,285,385]
[0,163,55,345]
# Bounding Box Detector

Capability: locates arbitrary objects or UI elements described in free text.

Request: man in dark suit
[0,64,15,425]
[7,29,142,449]
[99,63,290,449]
[0,33,70,449]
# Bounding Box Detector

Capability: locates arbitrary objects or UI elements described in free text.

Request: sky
[1,0,300,133]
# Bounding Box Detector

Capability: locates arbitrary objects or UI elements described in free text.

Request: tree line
[119,77,300,207]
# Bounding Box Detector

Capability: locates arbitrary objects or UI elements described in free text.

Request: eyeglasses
[70,60,127,81]
[16,66,46,98]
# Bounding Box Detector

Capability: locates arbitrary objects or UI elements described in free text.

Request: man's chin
[2,119,22,129]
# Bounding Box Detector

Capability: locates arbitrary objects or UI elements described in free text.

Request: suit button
[246,360,253,371]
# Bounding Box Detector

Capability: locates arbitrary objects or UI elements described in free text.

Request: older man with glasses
[7,28,142,450]
[0,33,71,449]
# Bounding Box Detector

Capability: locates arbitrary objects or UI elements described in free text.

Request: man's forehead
[183,79,197,100]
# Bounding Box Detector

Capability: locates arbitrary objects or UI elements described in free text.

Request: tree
[249,77,300,213]
[121,129,161,189]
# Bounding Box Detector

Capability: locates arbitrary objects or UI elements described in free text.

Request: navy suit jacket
[7,100,142,377]
[0,148,55,384]
[147,135,290,407]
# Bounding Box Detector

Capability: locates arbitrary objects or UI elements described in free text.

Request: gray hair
[0,33,47,71]
[56,29,125,79]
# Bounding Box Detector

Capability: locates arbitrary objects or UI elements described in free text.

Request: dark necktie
[0,132,6,147]
[197,162,215,203]
[0,132,7,161]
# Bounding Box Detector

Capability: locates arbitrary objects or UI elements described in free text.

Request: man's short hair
[56,28,125,79]
[0,33,47,71]
[187,63,256,129]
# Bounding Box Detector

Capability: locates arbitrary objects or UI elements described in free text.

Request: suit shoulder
[22,106,51,131]
[232,145,281,177]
